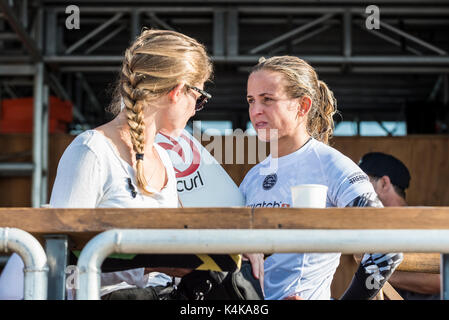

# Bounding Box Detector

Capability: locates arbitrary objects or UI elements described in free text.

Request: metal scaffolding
[0,1,48,207]
[37,1,449,120]
[0,0,448,206]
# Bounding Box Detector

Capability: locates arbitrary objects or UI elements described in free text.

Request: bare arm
[388,271,440,295]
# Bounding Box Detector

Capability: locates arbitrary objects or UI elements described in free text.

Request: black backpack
[101,261,264,300]
[172,261,264,300]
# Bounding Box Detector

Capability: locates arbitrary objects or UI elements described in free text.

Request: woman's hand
[283,294,303,300]
[242,253,265,296]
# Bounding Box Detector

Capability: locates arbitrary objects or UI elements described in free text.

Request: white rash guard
[0,130,178,299]
[239,138,375,300]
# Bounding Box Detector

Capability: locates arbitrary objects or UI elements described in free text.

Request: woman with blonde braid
[0,29,213,300]
[240,56,403,300]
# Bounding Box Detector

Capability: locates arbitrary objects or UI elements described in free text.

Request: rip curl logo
[262,173,277,190]
[157,132,205,193]
[158,132,201,178]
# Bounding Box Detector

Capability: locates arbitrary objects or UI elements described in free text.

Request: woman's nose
[250,102,263,117]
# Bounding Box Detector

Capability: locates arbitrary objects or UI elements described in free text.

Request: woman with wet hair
[240,56,403,300]
[0,29,213,300]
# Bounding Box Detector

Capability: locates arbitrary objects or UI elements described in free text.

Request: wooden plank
[331,136,449,206]
[0,207,252,249]
[355,252,439,274]
[0,133,75,206]
[252,207,449,229]
[382,282,404,300]
[1,207,449,233]
[0,207,253,231]
[396,253,440,274]
[2,134,449,207]
[0,133,33,207]
[408,137,449,206]
[1,207,449,249]
[0,177,31,207]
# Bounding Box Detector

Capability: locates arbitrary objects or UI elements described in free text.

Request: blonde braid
[121,48,152,195]
[109,29,212,196]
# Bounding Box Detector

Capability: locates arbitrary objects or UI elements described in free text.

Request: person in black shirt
[358,152,440,300]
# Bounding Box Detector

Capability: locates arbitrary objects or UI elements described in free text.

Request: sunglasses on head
[187,85,212,111]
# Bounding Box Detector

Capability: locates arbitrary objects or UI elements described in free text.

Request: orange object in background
[0,118,67,133]
[0,96,73,133]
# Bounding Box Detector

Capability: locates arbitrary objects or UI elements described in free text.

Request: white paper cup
[290,184,328,208]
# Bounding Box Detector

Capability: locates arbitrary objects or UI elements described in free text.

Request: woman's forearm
[388,271,440,295]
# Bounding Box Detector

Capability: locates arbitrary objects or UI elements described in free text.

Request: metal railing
[0,227,48,300]
[76,228,449,300]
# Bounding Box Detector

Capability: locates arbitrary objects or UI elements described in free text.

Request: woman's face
[247,70,301,142]
[159,83,205,136]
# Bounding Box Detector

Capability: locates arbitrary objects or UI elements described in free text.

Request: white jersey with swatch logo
[239,138,375,300]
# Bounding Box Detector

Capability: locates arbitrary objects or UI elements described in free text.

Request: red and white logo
[157,132,201,178]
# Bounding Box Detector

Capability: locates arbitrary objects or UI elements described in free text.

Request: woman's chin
[256,134,270,142]
[256,128,278,142]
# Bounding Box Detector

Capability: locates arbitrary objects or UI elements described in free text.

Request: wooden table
[1,207,449,299]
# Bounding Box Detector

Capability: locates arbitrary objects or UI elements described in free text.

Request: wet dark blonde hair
[251,56,337,145]
[110,29,212,195]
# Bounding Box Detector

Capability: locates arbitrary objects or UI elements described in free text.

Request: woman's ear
[168,83,186,103]
[298,96,312,116]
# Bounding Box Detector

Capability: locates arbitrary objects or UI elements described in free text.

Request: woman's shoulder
[310,140,373,207]
[70,130,116,155]
[70,129,107,148]
[61,130,112,164]
[309,138,344,157]
[311,139,357,167]
[308,139,365,184]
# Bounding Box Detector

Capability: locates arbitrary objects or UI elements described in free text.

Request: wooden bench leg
[380,281,404,300]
